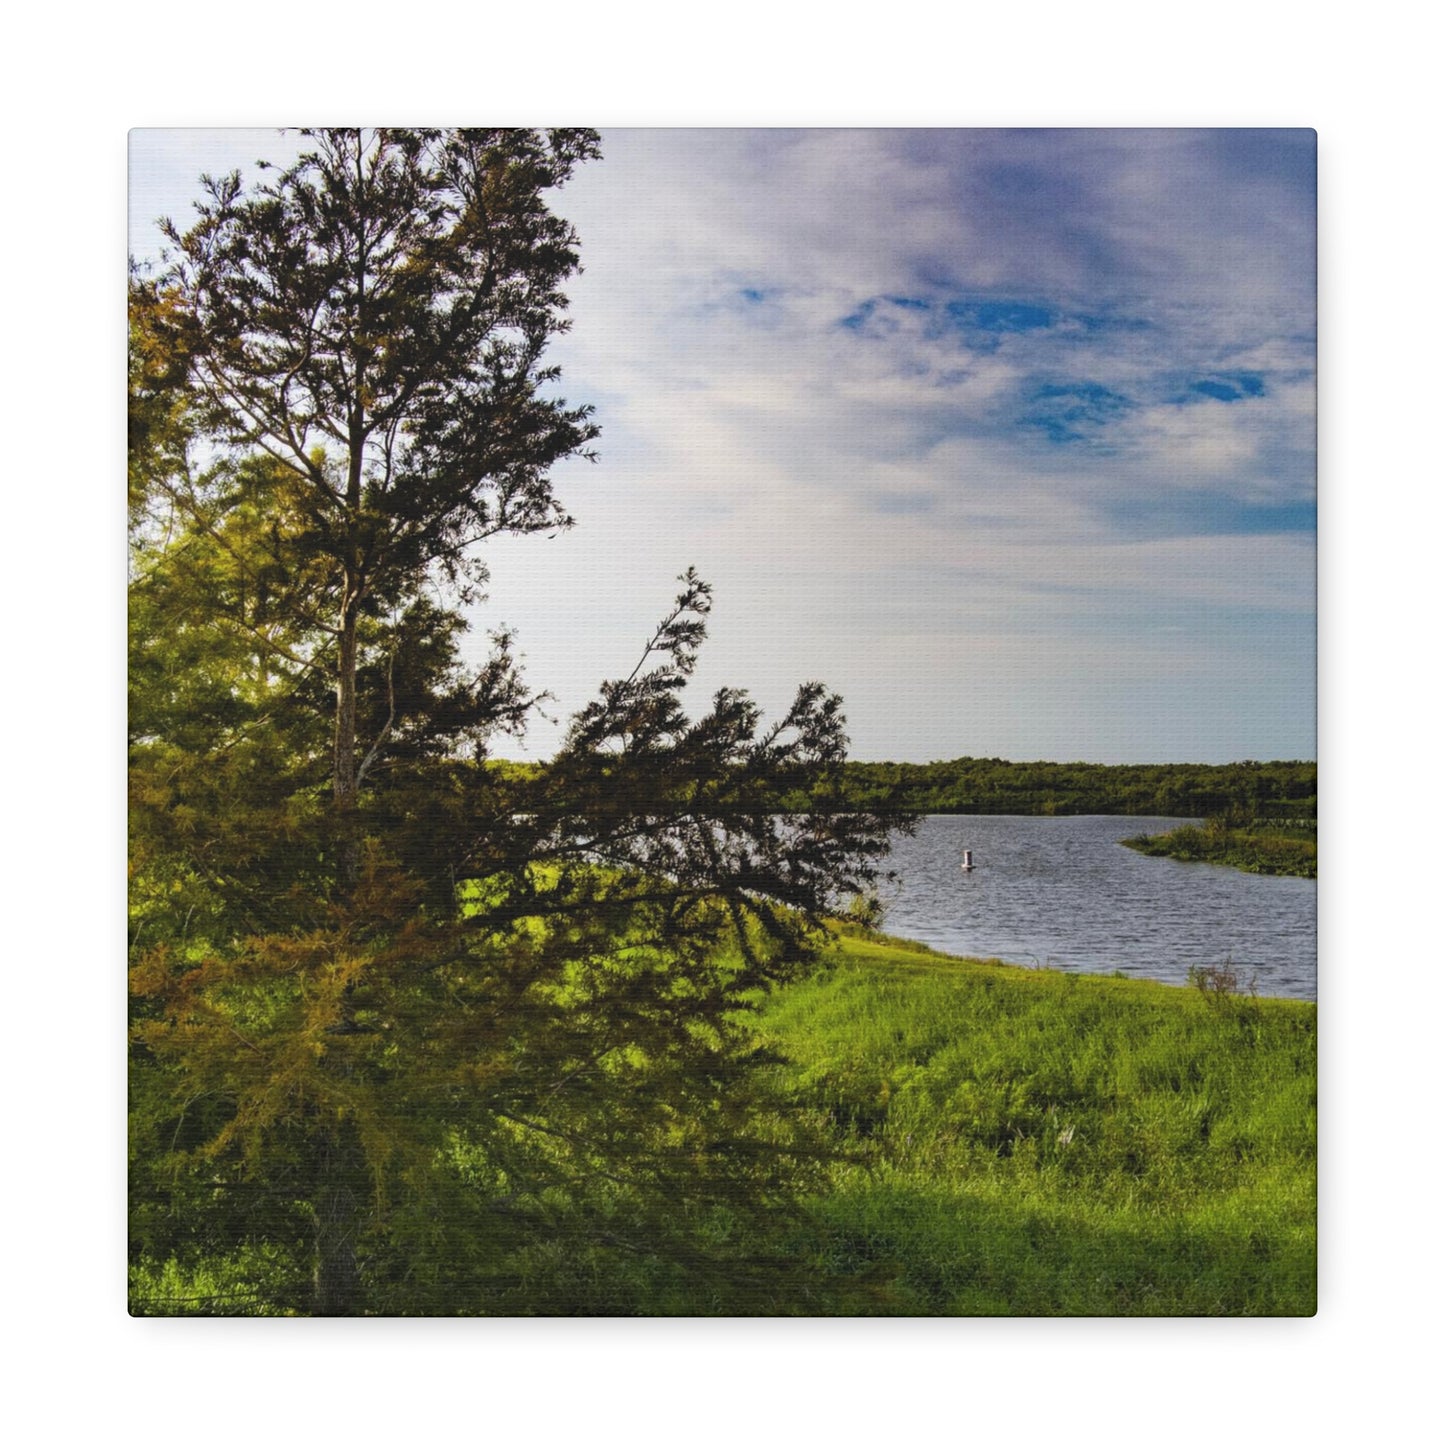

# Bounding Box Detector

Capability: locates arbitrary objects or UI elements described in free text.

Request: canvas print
[128,128,1316,1316]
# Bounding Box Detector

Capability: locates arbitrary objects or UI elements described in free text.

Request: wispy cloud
[130,127,1317,763]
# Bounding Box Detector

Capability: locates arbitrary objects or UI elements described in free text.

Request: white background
[3,3,1436,1439]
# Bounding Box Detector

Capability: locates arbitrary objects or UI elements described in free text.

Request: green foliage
[1123,819,1317,877]
[130,129,905,1315]
[129,1248,310,1317]
[136,127,605,823]
[129,554,899,1314]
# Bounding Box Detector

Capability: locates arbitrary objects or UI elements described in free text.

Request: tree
[129,130,899,1315]
[142,127,600,818]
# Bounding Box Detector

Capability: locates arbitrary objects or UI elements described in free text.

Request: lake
[876,815,1317,1001]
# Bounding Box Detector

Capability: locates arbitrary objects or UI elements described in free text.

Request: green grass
[131,922,1317,1316]
[755,930,1316,1315]
[1122,819,1317,878]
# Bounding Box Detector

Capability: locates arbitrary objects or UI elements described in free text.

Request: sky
[129,127,1316,764]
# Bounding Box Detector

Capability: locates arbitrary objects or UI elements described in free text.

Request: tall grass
[757,932,1316,1315]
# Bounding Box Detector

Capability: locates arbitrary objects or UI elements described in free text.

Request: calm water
[877,816,1316,1000]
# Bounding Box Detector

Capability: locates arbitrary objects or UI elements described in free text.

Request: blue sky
[130,127,1316,764]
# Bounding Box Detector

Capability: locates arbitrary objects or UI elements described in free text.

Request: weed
[1187,961,1259,1005]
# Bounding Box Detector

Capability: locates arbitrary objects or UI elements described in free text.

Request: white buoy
[961,849,974,872]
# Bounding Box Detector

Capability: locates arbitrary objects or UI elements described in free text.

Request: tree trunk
[334,603,359,806]
[312,1124,366,1316]
[335,415,365,813]
[333,601,362,887]
[319,584,365,1313]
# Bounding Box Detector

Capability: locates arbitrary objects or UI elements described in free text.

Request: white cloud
[131,127,1316,762]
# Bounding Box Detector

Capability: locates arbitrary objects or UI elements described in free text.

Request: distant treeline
[494,757,1316,820]
[794,757,1317,818]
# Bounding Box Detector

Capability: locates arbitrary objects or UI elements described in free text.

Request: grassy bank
[1122,819,1317,878]
[757,931,1316,1315]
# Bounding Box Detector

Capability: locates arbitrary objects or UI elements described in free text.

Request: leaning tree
[129,130,899,1315]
